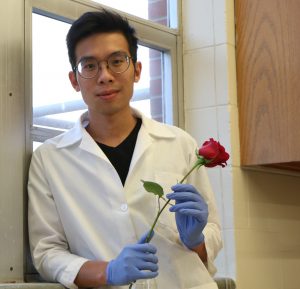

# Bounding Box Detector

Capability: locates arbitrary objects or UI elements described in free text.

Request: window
[91,0,178,28]
[28,0,181,147]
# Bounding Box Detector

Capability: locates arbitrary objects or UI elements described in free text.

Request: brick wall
[148,0,168,122]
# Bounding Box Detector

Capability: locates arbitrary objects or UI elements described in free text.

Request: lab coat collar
[55,108,176,149]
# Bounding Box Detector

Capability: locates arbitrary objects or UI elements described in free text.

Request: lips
[96,89,119,100]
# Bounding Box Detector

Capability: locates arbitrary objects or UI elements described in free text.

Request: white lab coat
[28,109,222,289]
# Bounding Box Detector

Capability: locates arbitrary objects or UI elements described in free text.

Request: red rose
[198,138,229,168]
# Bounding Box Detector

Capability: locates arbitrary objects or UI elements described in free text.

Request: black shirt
[97,118,142,185]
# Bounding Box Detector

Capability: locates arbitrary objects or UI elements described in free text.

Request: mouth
[96,89,119,100]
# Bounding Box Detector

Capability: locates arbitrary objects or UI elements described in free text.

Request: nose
[96,61,114,83]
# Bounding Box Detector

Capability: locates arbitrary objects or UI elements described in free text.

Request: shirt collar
[55,108,176,149]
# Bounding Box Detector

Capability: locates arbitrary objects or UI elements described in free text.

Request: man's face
[69,32,141,116]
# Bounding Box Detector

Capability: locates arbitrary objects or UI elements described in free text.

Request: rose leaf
[141,180,164,198]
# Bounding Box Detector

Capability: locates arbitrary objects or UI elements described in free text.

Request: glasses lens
[108,53,130,74]
[77,57,98,78]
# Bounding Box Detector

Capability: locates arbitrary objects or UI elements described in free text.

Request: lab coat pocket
[153,171,183,243]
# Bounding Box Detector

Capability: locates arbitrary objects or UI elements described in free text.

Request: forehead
[75,32,130,61]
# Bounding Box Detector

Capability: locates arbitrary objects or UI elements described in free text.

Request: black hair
[66,9,138,71]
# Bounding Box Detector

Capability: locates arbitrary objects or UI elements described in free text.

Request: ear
[134,61,142,83]
[69,71,80,92]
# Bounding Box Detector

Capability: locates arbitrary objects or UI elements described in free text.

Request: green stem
[179,160,202,184]
[146,199,170,242]
[145,159,204,243]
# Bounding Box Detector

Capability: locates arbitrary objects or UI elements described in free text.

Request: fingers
[171,183,199,194]
[126,250,158,264]
[138,230,154,244]
[175,209,208,220]
[136,260,159,272]
[138,271,159,280]
[167,190,208,221]
[130,243,157,254]
[166,191,204,203]
[169,201,206,212]
[126,269,158,283]
[141,253,158,263]
[169,203,208,221]
[129,252,159,280]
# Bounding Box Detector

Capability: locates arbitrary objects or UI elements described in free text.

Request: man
[28,9,222,289]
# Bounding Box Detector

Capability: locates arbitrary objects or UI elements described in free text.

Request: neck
[86,108,137,147]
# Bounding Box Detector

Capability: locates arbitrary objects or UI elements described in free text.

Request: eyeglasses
[74,52,132,79]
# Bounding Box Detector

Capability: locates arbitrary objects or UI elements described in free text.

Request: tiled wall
[234,168,300,289]
[182,1,300,289]
[182,0,236,279]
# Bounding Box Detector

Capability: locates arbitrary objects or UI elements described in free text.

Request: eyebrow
[77,51,127,64]
[77,55,95,64]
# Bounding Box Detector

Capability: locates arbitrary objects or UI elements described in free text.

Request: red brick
[150,97,163,115]
[150,58,162,78]
[150,78,162,96]
[148,0,167,20]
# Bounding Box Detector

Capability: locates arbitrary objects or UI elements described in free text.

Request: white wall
[182,2,300,289]
[182,0,237,279]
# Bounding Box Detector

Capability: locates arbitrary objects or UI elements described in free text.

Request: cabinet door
[236,0,300,170]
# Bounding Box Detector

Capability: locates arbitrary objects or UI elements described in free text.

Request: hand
[166,184,208,249]
[106,231,159,285]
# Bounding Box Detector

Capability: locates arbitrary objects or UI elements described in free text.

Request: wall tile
[207,167,224,227]
[214,240,227,276]
[185,107,218,145]
[213,0,236,46]
[234,169,300,288]
[282,259,300,289]
[232,168,249,229]
[221,168,234,229]
[217,105,231,165]
[227,45,238,105]
[215,44,229,105]
[183,0,214,50]
[229,105,240,166]
[184,47,216,109]
[236,254,283,289]
[215,44,237,106]
[223,229,236,276]
[213,0,226,45]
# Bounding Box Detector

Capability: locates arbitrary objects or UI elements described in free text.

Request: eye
[83,62,97,71]
[79,58,97,71]
[109,55,126,67]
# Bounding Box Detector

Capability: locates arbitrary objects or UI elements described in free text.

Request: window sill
[0,284,64,289]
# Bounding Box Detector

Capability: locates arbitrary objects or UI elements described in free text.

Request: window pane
[133,46,164,122]
[32,13,166,138]
[32,13,86,131]
[91,0,177,28]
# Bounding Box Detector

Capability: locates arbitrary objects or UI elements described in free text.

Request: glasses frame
[74,52,132,79]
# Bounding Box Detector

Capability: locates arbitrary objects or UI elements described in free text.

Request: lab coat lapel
[128,124,152,175]
[79,128,109,161]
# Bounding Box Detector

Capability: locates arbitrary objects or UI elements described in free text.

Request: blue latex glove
[166,184,208,249]
[106,231,158,285]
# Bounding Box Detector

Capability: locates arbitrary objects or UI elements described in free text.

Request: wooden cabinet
[235,0,300,170]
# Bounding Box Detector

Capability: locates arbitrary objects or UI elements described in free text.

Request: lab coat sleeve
[28,148,89,289]
[188,153,223,276]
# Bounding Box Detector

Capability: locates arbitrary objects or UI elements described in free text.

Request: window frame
[25,0,183,145]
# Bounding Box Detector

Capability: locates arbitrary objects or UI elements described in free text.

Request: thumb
[138,230,154,244]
